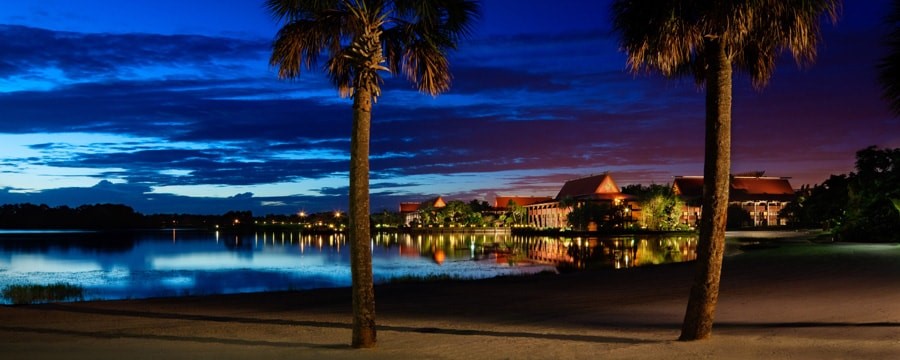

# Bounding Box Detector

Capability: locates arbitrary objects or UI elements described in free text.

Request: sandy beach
[1,239,898,359]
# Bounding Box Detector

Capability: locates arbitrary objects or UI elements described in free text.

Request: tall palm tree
[880,0,900,115]
[611,0,841,341]
[267,0,479,348]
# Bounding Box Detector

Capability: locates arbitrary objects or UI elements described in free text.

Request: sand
[1,240,898,359]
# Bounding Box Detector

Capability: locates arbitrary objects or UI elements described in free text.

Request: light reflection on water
[0,230,697,303]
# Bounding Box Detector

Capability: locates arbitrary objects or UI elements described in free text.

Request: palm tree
[880,0,900,115]
[267,0,479,348]
[611,0,841,341]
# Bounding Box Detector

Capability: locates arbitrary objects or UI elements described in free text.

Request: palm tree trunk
[679,37,732,341]
[350,87,376,348]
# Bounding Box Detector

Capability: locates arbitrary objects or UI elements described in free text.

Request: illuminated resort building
[520,173,638,229]
[673,174,796,227]
[493,196,553,210]
[399,196,446,226]
[398,172,796,230]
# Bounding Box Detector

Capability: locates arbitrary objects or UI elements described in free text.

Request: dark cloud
[0,25,267,78]
[0,181,348,216]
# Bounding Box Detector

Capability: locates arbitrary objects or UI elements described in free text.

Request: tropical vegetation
[266,0,479,348]
[611,0,842,341]
[622,184,686,231]
[782,146,900,242]
[565,202,628,231]
[410,199,526,227]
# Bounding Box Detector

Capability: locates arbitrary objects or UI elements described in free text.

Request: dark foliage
[839,146,900,242]
[0,203,141,229]
[783,146,900,242]
[0,203,258,230]
[726,204,752,229]
[566,202,627,231]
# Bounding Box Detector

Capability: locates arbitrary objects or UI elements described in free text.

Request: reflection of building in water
[513,235,697,270]
[673,173,795,227]
[514,236,577,265]
[245,231,697,270]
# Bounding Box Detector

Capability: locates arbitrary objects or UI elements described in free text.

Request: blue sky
[1,0,897,215]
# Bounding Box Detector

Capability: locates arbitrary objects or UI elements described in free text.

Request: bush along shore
[1,283,84,305]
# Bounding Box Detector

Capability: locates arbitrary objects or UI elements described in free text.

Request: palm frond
[737,0,841,88]
[326,50,355,97]
[611,0,841,88]
[268,6,347,80]
[382,0,476,95]
[265,0,342,21]
[611,0,704,77]
[402,42,451,95]
[269,20,322,79]
[392,0,479,39]
[269,0,479,97]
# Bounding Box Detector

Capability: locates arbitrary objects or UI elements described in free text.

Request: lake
[0,229,698,303]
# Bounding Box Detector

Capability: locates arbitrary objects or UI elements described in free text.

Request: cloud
[0,25,267,80]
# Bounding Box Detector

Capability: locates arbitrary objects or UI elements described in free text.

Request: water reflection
[376,232,698,270]
[461,234,698,270]
[0,230,697,303]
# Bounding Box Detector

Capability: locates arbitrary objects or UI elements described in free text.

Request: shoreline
[2,240,898,359]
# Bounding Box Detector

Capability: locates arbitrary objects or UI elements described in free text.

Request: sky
[0,0,897,215]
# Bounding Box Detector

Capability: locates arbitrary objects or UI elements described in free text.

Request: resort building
[523,173,638,229]
[399,196,446,226]
[673,174,796,227]
[493,196,554,210]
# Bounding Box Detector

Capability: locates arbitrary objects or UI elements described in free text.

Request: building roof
[673,176,796,202]
[399,196,447,213]
[556,173,621,200]
[731,177,796,201]
[494,196,554,209]
[672,177,704,199]
[399,202,420,213]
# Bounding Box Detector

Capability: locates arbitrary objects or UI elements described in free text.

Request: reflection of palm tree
[611,0,841,341]
[266,0,479,348]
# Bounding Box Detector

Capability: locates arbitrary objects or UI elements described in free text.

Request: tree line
[781,146,900,242]
[0,203,253,230]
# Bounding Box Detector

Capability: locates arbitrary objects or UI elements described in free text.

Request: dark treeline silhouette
[781,146,900,242]
[0,203,252,230]
[0,203,141,229]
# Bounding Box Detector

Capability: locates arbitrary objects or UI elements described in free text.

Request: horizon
[1,0,898,215]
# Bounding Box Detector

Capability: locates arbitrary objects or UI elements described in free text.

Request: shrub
[2,283,84,305]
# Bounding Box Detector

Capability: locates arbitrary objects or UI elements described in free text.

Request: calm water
[0,229,697,303]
